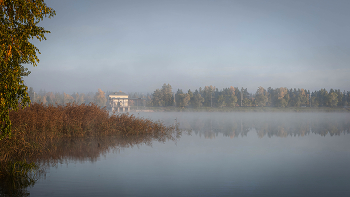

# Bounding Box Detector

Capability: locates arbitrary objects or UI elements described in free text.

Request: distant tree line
[28,85,350,109]
[28,88,107,107]
[27,88,149,108]
[148,84,350,108]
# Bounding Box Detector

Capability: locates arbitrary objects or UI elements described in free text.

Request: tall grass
[0,102,177,191]
[9,103,173,138]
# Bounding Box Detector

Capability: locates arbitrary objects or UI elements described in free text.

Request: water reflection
[140,112,350,139]
[0,129,182,197]
[0,170,39,197]
[2,112,349,196]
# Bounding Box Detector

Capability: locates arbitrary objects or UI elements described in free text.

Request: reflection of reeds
[1,103,175,162]
[0,103,178,194]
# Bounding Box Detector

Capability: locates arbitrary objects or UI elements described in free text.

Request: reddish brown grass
[9,102,173,138]
[0,103,176,177]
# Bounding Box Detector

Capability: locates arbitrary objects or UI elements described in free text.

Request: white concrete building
[109,92,130,112]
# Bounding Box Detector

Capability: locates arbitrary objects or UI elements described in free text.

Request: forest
[28,84,350,109]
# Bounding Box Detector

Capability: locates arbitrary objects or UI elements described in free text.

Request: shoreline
[122,106,350,113]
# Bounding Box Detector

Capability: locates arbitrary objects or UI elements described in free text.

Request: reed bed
[9,103,173,138]
[0,103,176,186]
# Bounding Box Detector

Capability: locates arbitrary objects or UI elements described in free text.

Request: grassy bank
[0,103,176,190]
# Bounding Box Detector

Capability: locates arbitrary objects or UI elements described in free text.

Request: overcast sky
[24,0,350,94]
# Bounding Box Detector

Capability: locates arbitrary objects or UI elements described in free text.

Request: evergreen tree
[191,89,204,108]
[151,89,164,107]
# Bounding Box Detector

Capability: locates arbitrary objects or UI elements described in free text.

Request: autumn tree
[151,89,164,107]
[202,85,215,107]
[299,88,308,106]
[175,89,190,108]
[216,92,225,107]
[84,92,94,104]
[38,94,46,105]
[94,89,107,107]
[64,92,74,104]
[151,84,174,107]
[76,93,85,105]
[146,93,153,107]
[0,0,55,139]
[336,89,343,107]
[226,86,238,107]
[266,87,274,107]
[327,91,338,107]
[46,92,55,105]
[187,89,193,106]
[161,83,174,106]
[54,92,64,105]
[217,86,237,107]
[276,87,289,107]
[255,86,268,107]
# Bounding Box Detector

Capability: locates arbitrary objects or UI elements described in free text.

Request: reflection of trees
[182,117,251,139]
[0,175,34,197]
[174,113,350,138]
[0,161,43,197]
[0,130,182,197]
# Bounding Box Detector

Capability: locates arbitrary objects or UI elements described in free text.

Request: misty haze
[27,112,350,197]
[1,0,350,197]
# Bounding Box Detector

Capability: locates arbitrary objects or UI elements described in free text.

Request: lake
[22,112,350,196]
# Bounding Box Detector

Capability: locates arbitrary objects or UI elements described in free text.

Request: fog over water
[24,0,350,94]
[137,112,350,138]
[23,112,350,197]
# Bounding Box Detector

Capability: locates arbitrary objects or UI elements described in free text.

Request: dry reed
[0,103,176,181]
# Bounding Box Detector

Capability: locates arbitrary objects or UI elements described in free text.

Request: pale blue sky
[24,0,350,94]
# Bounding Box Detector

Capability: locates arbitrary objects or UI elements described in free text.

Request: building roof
[110,92,128,96]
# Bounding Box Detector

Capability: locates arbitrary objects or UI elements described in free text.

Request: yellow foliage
[277,87,288,100]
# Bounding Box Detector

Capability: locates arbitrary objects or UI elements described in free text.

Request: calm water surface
[27,112,350,197]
